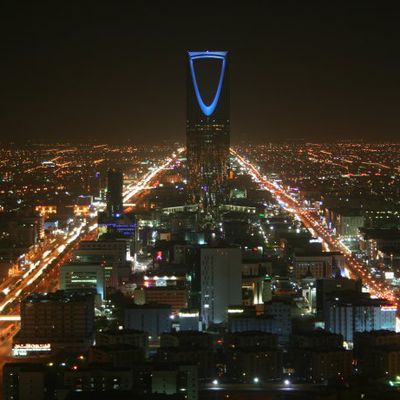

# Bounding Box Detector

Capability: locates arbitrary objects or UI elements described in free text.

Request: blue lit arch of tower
[188,51,227,117]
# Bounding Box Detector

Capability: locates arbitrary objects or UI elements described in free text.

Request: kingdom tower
[186,51,230,208]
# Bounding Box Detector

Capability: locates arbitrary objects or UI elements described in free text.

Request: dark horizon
[1,2,400,144]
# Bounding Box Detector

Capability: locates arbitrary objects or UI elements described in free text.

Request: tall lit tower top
[187,51,228,117]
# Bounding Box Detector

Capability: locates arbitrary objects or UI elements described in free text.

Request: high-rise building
[106,168,123,217]
[200,246,242,327]
[186,51,230,207]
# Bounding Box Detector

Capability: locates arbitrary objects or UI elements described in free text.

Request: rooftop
[24,290,95,303]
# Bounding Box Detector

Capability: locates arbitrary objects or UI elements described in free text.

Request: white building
[325,294,397,342]
[200,246,242,327]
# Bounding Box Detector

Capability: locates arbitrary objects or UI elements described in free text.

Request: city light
[1,11,400,398]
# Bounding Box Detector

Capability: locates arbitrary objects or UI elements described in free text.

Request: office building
[106,168,123,217]
[294,348,353,382]
[144,287,188,314]
[98,212,137,241]
[264,299,293,344]
[224,331,278,350]
[354,330,400,351]
[316,277,362,319]
[89,344,146,367]
[13,291,95,355]
[290,330,351,382]
[186,51,230,206]
[228,313,277,334]
[155,348,214,380]
[124,304,172,338]
[325,292,397,342]
[151,365,198,400]
[77,239,129,263]
[290,330,344,350]
[354,331,400,377]
[60,262,105,300]
[3,364,47,400]
[160,331,213,350]
[200,246,242,327]
[335,210,365,237]
[96,328,148,349]
[226,347,283,382]
[224,331,282,382]
[178,310,201,331]
[293,252,345,281]
[1,363,131,399]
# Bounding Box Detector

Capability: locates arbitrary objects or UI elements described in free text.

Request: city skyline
[1,2,400,144]
[2,3,400,399]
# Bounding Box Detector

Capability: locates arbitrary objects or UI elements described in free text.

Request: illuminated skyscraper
[186,51,230,207]
[106,168,123,217]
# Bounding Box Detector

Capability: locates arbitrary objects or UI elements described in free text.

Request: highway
[123,147,184,205]
[231,148,397,304]
[0,147,181,356]
[0,219,98,324]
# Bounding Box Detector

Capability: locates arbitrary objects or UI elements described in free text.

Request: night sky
[1,2,400,144]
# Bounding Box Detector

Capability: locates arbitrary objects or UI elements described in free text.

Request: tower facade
[106,168,123,217]
[186,51,230,207]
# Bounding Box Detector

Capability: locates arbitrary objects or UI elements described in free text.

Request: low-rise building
[325,292,397,342]
[226,347,283,382]
[293,252,344,281]
[354,331,400,377]
[290,330,351,383]
[294,348,353,382]
[224,331,282,382]
[224,331,278,350]
[160,331,213,350]
[60,262,105,300]
[96,328,148,350]
[88,344,146,367]
[144,287,188,313]
[152,364,198,400]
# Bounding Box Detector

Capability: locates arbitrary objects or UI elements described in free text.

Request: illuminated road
[0,147,183,342]
[123,147,184,205]
[0,220,98,316]
[231,148,397,303]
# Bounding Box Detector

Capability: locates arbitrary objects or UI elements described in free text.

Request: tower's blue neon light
[188,51,227,117]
